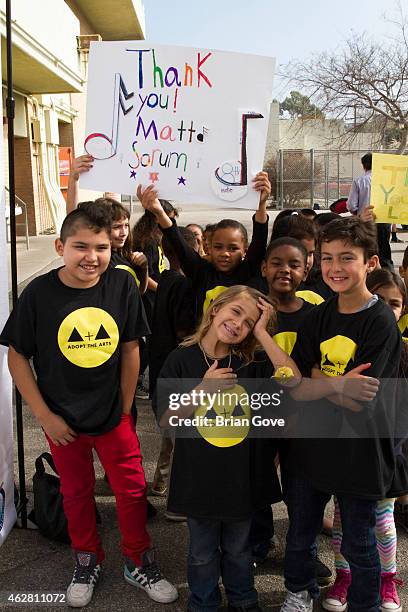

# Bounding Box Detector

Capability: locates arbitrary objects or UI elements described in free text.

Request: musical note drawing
[214,113,263,186]
[84,74,134,160]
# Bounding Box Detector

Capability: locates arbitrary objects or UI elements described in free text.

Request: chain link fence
[265,149,398,209]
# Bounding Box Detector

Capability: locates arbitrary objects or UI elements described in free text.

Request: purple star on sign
[130,170,137,179]
[178,176,186,185]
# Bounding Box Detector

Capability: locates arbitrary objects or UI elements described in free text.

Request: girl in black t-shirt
[156,285,300,612]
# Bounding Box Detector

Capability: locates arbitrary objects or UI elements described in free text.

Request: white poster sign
[0,93,17,543]
[81,42,275,209]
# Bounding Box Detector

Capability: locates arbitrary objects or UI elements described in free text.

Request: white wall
[0,0,80,74]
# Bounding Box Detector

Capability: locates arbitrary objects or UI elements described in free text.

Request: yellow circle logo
[58,307,119,368]
[194,384,250,447]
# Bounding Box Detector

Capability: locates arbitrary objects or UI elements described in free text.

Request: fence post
[279,149,284,209]
[337,151,340,200]
[324,152,329,208]
[310,148,314,207]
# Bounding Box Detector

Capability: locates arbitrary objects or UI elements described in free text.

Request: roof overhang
[0,13,83,94]
[74,0,145,40]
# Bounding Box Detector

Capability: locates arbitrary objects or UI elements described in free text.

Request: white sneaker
[280,590,313,612]
[66,552,101,608]
[124,549,178,604]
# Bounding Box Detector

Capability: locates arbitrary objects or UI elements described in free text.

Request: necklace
[199,342,232,369]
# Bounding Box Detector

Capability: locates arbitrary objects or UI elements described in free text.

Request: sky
[145,0,400,99]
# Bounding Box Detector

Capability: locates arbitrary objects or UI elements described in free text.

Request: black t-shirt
[149,270,195,395]
[134,240,166,322]
[162,216,268,319]
[155,344,281,519]
[274,301,315,356]
[0,268,150,435]
[110,251,143,290]
[289,296,402,499]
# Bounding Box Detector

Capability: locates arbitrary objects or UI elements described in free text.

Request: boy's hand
[131,251,148,269]
[341,363,379,402]
[136,184,163,216]
[40,412,77,446]
[202,360,237,391]
[253,171,271,207]
[253,297,274,340]
[359,205,376,223]
[70,155,93,181]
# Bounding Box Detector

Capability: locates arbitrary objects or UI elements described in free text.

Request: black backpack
[31,452,70,543]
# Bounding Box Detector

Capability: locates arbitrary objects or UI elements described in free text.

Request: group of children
[1,156,408,612]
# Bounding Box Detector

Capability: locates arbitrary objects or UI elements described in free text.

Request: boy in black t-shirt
[281,218,401,612]
[0,204,177,608]
[137,172,271,321]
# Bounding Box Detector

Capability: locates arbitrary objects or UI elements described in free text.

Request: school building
[1,0,145,237]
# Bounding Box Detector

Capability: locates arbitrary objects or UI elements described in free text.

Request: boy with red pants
[0,202,177,608]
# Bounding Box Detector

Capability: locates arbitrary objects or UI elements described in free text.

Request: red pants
[47,413,150,564]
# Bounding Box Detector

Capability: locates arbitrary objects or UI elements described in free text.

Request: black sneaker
[316,556,332,586]
[66,551,101,608]
[394,503,408,533]
[135,382,149,399]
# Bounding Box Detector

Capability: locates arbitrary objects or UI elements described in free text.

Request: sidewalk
[7,234,60,293]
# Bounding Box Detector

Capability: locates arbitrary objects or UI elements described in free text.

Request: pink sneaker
[381,572,403,612]
[322,569,351,612]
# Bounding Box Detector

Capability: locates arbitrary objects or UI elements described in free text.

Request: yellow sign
[371,153,408,223]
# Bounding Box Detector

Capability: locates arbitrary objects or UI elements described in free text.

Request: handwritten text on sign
[81,43,275,208]
[371,153,408,223]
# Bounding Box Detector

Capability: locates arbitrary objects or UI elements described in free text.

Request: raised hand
[136,184,163,215]
[70,155,93,181]
[253,171,271,207]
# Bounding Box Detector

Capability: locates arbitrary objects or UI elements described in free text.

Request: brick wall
[13,134,37,236]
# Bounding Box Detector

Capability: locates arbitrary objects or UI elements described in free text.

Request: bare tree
[283,4,408,153]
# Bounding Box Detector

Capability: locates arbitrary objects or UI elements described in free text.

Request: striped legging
[332,497,397,574]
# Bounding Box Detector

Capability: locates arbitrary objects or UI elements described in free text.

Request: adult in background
[347,153,394,270]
